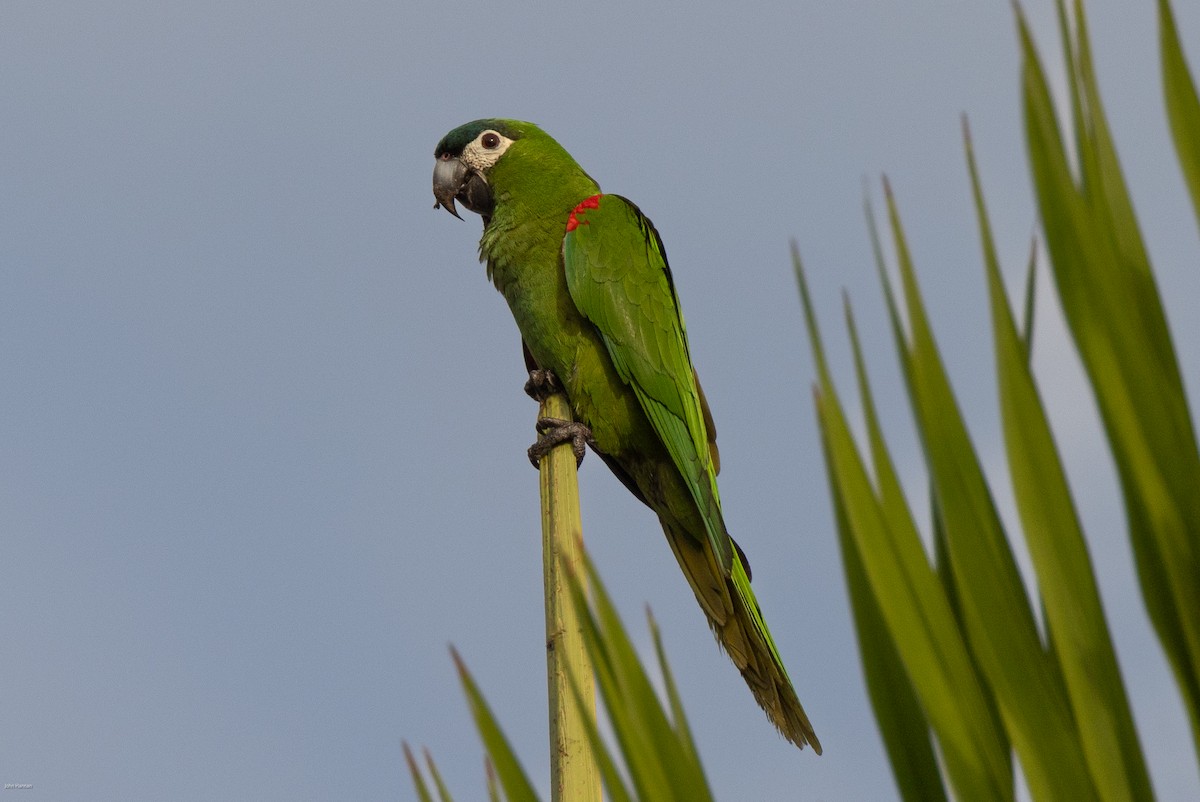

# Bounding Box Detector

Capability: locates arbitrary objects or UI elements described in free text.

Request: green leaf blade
[1160,0,1200,230]
[968,122,1153,801]
[565,549,715,802]
[820,416,948,802]
[797,249,1012,801]
[451,647,543,802]
[1020,2,1200,755]
[882,180,1097,800]
[403,742,439,802]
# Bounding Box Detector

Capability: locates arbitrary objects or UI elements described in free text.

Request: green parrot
[432,118,819,752]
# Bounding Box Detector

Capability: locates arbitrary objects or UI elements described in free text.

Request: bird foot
[528,417,594,468]
[524,369,563,402]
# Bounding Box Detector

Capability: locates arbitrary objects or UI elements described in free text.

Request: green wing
[561,194,731,571]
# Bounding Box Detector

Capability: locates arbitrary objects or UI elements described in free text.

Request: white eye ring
[481,132,501,149]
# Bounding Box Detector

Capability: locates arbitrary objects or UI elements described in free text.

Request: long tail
[662,522,821,753]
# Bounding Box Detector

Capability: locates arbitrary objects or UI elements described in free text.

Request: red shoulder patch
[566,194,603,233]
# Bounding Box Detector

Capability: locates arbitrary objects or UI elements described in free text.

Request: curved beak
[433,156,468,219]
[433,156,494,220]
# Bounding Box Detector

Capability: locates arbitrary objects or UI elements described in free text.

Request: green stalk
[537,392,599,802]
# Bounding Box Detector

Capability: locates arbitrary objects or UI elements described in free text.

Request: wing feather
[562,194,730,570]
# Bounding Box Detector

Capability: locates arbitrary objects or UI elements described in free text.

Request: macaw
[432,119,819,752]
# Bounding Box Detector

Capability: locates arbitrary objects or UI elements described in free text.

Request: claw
[524,369,563,402]
[528,417,594,468]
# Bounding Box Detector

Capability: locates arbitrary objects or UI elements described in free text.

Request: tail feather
[662,522,821,753]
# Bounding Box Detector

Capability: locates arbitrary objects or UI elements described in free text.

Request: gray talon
[524,369,563,402]
[528,417,594,468]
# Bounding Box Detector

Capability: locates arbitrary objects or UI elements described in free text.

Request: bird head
[432,119,525,220]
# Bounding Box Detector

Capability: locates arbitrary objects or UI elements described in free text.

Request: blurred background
[2,1,1198,798]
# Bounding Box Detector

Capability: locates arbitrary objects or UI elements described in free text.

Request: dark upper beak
[432,155,494,220]
[433,156,467,219]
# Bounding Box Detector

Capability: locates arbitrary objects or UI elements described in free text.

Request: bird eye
[481,132,501,149]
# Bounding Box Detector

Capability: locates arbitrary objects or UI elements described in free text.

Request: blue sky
[3,1,1199,799]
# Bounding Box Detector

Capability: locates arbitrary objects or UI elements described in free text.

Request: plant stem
[537,392,599,802]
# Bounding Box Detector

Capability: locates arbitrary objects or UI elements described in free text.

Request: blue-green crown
[434,119,529,158]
